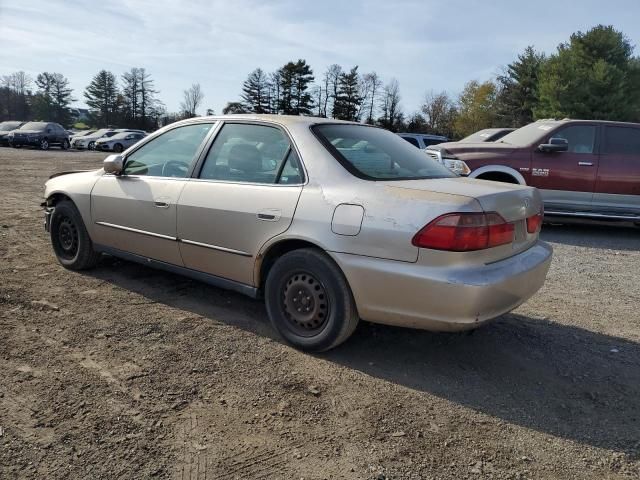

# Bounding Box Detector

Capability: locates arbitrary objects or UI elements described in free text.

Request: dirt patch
[1,146,639,479]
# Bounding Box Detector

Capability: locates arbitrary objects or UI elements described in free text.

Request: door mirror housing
[104,154,124,174]
[539,137,569,153]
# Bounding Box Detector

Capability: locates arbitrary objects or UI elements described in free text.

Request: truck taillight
[412,212,515,252]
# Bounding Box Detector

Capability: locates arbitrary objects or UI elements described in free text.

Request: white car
[95,131,146,153]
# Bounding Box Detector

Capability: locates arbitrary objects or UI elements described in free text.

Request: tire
[50,200,101,270]
[61,139,70,150]
[88,141,95,151]
[113,143,124,153]
[40,138,49,150]
[265,248,359,352]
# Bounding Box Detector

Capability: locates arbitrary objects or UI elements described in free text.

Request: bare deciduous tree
[421,90,458,137]
[180,83,205,118]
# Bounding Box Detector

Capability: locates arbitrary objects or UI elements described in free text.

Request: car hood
[430,141,518,157]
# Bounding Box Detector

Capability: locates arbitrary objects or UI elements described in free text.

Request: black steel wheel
[265,248,359,352]
[50,200,101,270]
[282,271,330,337]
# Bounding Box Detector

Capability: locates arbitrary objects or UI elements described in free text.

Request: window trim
[191,120,307,186]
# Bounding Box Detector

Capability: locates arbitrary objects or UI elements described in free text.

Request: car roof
[174,114,360,128]
[534,119,640,128]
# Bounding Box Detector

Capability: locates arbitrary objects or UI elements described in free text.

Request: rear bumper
[331,241,553,331]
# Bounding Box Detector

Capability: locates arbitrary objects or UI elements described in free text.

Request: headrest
[228,144,262,172]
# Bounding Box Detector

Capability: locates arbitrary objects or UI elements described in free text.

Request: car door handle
[257,209,281,221]
[578,161,593,166]
[154,201,170,208]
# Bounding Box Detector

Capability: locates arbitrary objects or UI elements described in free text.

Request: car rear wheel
[265,248,359,352]
[50,200,101,270]
[88,141,95,150]
[40,138,49,150]
[61,139,70,150]
[113,143,123,153]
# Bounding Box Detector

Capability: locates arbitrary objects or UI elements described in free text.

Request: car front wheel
[61,139,70,150]
[88,141,95,150]
[50,200,101,270]
[265,248,359,352]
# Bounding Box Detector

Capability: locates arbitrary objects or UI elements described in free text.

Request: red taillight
[526,211,543,234]
[412,212,515,252]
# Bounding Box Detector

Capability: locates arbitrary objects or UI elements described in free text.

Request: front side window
[199,123,294,184]
[603,126,640,155]
[123,123,215,177]
[551,125,596,154]
[313,124,454,180]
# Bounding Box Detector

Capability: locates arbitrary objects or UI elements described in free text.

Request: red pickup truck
[426,119,640,223]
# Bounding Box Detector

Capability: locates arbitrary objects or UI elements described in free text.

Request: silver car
[95,131,146,153]
[42,115,552,351]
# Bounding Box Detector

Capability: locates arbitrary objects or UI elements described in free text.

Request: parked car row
[70,128,146,151]
[0,120,147,151]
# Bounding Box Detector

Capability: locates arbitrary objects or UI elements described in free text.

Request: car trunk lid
[385,177,542,260]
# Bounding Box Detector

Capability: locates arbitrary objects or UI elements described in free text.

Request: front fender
[44,169,104,238]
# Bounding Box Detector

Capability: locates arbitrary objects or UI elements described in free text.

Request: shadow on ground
[85,251,640,458]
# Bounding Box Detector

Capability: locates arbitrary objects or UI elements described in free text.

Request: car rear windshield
[20,122,48,131]
[312,124,454,181]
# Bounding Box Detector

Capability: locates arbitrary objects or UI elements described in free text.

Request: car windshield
[313,124,455,181]
[498,122,560,146]
[20,122,48,131]
[77,130,95,137]
[0,121,22,131]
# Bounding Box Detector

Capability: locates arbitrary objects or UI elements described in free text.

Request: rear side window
[313,124,454,180]
[401,136,420,148]
[552,125,596,154]
[603,126,640,155]
[199,123,295,184]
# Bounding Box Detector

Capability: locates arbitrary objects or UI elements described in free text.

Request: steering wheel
[162,160,188,177]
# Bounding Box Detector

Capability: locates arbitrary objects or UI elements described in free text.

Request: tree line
[1,25,639,137]
[225,25,640,138]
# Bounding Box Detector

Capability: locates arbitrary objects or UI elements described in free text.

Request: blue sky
[1,0,640,116]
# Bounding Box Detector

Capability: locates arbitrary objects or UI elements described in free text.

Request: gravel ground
[0,147,639,479]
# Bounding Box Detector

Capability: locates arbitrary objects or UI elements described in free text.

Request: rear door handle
[578,161,593,166]
[154,201,170,208]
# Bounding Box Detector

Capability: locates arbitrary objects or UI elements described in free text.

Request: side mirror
[539,137,569,153]
[103,154,124,174]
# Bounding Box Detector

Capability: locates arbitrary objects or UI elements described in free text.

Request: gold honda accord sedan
[43,115,552,351]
